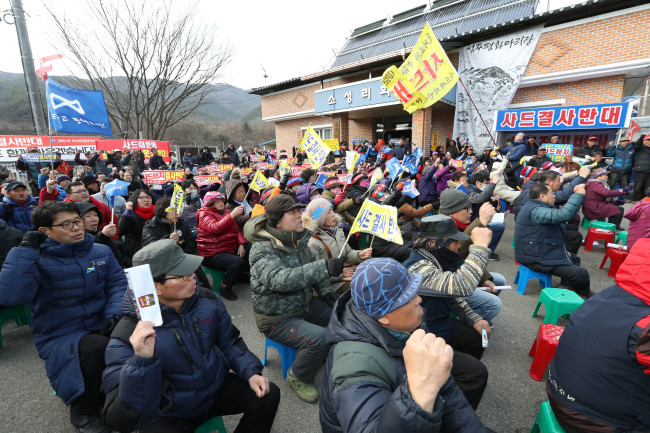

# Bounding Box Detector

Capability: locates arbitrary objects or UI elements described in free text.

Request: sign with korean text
[494,103,632,132]
[542,143,573,163]
[300,126,330,169]
[249,171,269,193]
[350,200,403,245]
[324,138,339,152]
[95,140,171,162]
[142,170,185,185]
[205,164,234,175]
[381,22,459,114]
[0,135,99,162]
[194,175,222,187]
[291,165,310,177]
[20,153,57,162]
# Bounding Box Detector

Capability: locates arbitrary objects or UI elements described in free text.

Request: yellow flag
[300,126,331,169]
[250,170,269,193]
[278,160,291,177]
[368,168,383,189]
[167,183,184,214]
[324,138,340,152]
[350,200,403,245]
[381,22,459,114]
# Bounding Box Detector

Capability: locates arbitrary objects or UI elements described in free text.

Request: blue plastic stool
[500,199,508,212]
[262,337,297,379]
[514,264,553,295]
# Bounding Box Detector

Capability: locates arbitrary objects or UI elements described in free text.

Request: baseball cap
[4,181,27,191]
[133,239,204,278]
[588,136,598,141]
[266,194,305,216]
[619,137,630,142]
[350,258,423,319]
[286,177,303,188]
[644,135,650,140]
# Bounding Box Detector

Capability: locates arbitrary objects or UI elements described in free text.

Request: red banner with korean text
[142,170,185,184]
[194,175,222,187]
[290,165,311,177]
[0,135,99,162]
[205,164,234,175]
[95,140,171,162]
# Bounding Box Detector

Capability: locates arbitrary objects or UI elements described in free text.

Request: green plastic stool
[204,267,225,294]
[532,288,584,325]
[589,220,616,232]
[511,236,515,249]
[0,305,31,348]
[616,230,628,246]
[195,416,227,433]
[530,401,566,433]
[581,216,605,230]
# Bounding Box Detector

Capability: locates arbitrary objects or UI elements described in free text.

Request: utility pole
[10,0,48,135]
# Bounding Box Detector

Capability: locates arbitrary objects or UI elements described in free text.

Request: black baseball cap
[4,181,27,191]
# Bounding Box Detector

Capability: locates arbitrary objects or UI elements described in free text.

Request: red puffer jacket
[196,206,246,257]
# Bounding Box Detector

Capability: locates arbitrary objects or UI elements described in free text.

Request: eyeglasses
[137,195,152,200]
[70,189,88,195]
[160,274,194,282]
[51,218,84,230]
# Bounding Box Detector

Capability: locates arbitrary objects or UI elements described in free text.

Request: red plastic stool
[599,247,629,277]
[584,228,614,252]
[528,324,564,381]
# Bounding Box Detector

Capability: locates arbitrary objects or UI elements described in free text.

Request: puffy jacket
[581,179,622,220]
[196,206,246,257]
[513,179,536,219]
[15,158,42,181]
[225,179,250,229]
[466,182,496,218]
[103,287,263,431]
[547,239,650,432]
[243,213,332,333]
[0,220,23,268]
[574,143,601,159]
[607,143,634,173]
[117,209,152,267]
[0,234,126,404]
[505,139,527,162]
[624,198,650,249]
[142,216,195,254]
[296,183,319,205]
[435,165,453,196]
[147,154,165,170]
[75,201,124,268]
[319,291,485,433]
[121,151,145,177]
[41,193,119,234]
[633,140,650,173]
[515,194,584,266]
[0,194,37,232]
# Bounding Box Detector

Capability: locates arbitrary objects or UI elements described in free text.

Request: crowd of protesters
[0,133,648,433]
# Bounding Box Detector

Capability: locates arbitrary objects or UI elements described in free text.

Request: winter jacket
[75,152,111,176]
[197,150,214,166]
[504,139,527,162]
[121,152,145,177]
[142,216,195,254]
[180,195,202,230]
[117,209,151,267]
[225,179,250,229]
[527,155,552,169]
[103,287,263,432]
[92,192,126,217]
[574,143,601,159]
[434,165,454,196]
[0,221,23,268]
[53,159,72,176]
[15,158,42,181]
[581,179,622,220]
[515,194,584,266]
[196,206,246,258]
[513,179,536,219]
[147,154,165,170]
[335,198,358,225]
[319,290,485,433]
[466,182,496,217]
[75,201,125,268]
[182,155,197,169]
[0,195,37,233]
[302,213,362,292]
[489,158,521,203]
[296,183,319,205]
[633,140,650,173]
[0,234,126,404]
[226,147,240,167]
[607,143,634,173]
[243,213,332,333]
[548,239,650,432]
[393,144,409,161]
[624,198,650,249]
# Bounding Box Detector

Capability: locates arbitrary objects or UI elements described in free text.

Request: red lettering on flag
[410,70,430,92]
[392,80,414,104]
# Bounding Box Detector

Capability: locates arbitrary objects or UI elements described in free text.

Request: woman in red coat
[582,169,631,230]
[196,191,249,301]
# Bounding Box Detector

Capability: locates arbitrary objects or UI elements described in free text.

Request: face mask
[479,184,487,191]
[189,190,198,198]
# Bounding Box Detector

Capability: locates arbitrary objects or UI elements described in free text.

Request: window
[302,124,333,140]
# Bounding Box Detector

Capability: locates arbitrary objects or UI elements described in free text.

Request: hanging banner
[0,135,99,162]
[205,164,234,175]
[350,200,403,245]
[381,22,458,114]
[142,170,185,184]
[95,139,171,162]
[453,26,543,152]
[194,175,222,187]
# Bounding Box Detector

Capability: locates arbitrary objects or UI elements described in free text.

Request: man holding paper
[103,240,280,432]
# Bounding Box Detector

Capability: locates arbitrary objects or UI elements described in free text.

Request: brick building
[251,0,650,155]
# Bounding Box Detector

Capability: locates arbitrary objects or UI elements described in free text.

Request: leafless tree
[45,0,232,140]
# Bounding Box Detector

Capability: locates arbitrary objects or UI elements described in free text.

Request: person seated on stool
[582,169,632,230]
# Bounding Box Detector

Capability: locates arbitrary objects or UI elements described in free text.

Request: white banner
[453,26,543,152]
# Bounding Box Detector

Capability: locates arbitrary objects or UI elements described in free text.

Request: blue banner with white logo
[386,158,404,179]
[104,179,130,208]
[46,79,112,136]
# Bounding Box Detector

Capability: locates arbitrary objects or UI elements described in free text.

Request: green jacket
[243,213,333,333]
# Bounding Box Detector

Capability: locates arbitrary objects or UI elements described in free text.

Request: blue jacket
[103,286,263,431]
[0,194,38,232]
[320,291,484,433]
[505,139,527,162]
[607,144,634,173]
[0,234,126,404]
[515,194,584,266]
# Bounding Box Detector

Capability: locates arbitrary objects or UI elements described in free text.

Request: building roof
[250,0,648,96]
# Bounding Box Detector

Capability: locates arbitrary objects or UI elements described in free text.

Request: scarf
[412,236,453,253]
[428,246,464,272]
[134,205,155,221]
[452,217,470,231]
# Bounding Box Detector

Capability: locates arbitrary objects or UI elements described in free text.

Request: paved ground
[0,209,629,432]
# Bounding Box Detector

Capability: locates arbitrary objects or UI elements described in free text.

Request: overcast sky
[1,0,581,90]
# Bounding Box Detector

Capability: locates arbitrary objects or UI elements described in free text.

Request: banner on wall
[0,135,99,162]
[453,26,543,152]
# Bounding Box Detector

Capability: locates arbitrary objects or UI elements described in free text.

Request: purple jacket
[418,166,438,202]
[435,165,454,195]
[582,179,621,220]
[624,199,650,249]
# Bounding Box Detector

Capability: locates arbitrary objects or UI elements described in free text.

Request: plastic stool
[528,324,565,381]
[532,288,584,324]
[203,267,225,293]
[530,401,566,433]
[511,236,515,249]
[589,220,616,232]
[580,216,603,230]
[0,305,31,348]
[262,338,297,379]
[514,265,553,295]
[616,230,628,246]
[584,228,614,252]
[599,247,629,277]
[499,199,508,212]
[195,416,227,433]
